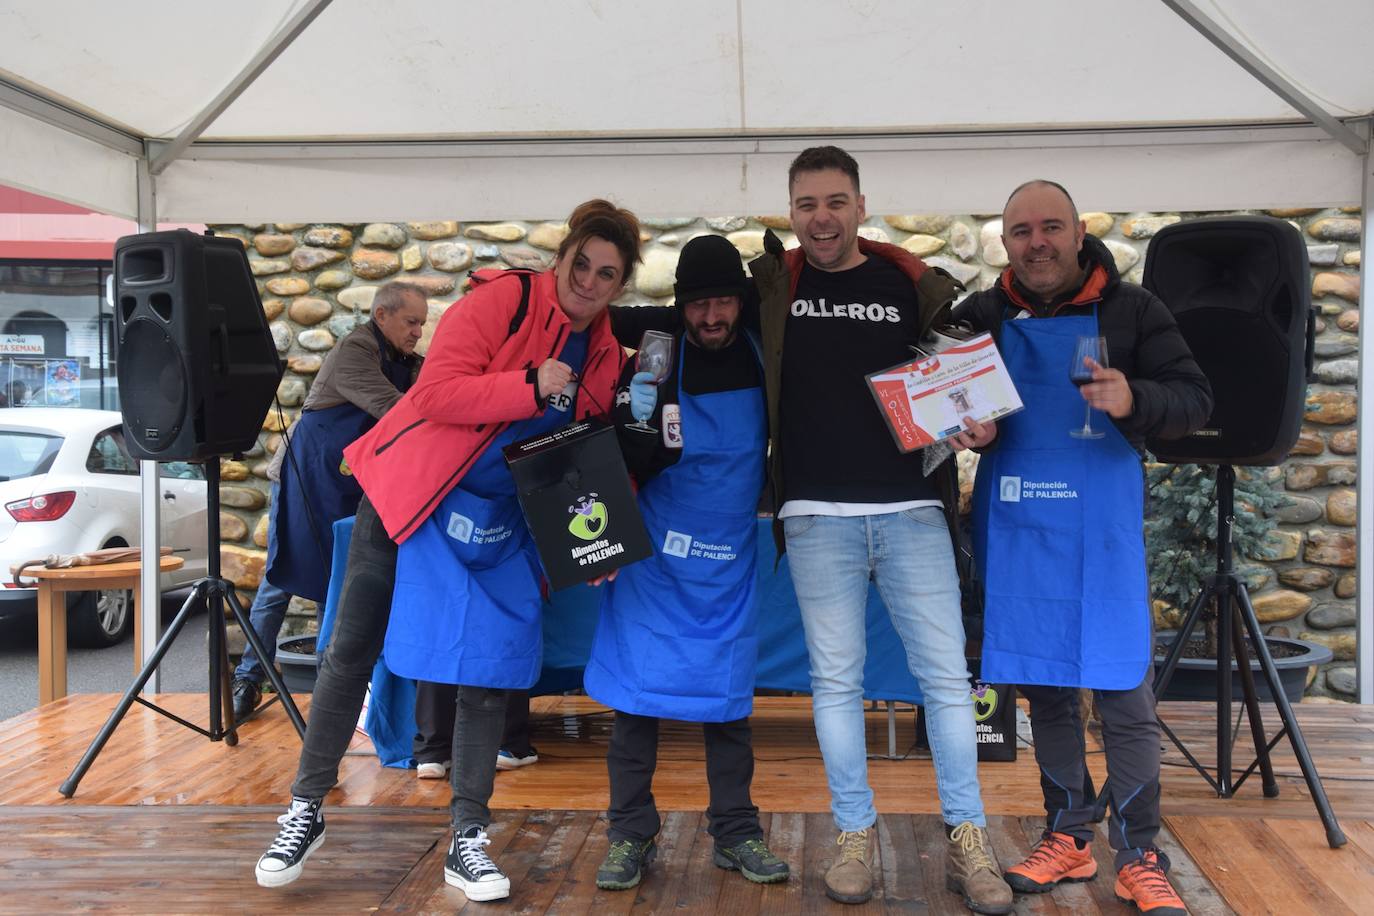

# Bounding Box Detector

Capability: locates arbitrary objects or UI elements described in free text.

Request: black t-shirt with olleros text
[780,256,940,504]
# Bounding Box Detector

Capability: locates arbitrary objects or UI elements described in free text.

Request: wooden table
[13,557,184,705]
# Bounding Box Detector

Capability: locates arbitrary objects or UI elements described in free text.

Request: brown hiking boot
[946,822,1014,915]
[824,828,873,904]
[1115,849,1187,915]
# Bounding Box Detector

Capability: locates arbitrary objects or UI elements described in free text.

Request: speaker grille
[117,317,187,453]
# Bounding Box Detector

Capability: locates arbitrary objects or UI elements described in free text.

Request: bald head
[1004,179,1079,224]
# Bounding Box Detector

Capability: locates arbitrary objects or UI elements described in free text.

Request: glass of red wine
[1069,335,1107,439]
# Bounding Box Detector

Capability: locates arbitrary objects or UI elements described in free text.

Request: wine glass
[1069,335,1107,440]
[626,330,674,434]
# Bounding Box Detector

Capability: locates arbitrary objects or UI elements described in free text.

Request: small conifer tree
[1144,462,1290,657]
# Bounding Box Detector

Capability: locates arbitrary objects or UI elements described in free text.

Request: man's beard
[686,321,737,350]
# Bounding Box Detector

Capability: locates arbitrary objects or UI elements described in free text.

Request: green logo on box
[568,493,608,541]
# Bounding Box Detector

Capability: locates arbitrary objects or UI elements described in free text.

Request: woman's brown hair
[556,199,643,283]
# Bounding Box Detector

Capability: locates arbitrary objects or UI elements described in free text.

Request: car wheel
[67,586,135,648]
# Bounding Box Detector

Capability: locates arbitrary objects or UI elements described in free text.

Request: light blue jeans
[783,508,985,831]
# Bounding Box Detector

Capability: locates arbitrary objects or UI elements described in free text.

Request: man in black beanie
[585,233,788,891]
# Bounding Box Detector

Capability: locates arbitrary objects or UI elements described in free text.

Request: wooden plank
[1152,820,1232,916]
[7,694,1374,822]
[511,809,599,913]
[1259,814,1374,914]
[0,806,442,914]
[543,813,637,916]
[1167,815,1350,915]
[629,809,701,914]
[873,811,929,913]
[672,809,727,912]
[757,812,805,916]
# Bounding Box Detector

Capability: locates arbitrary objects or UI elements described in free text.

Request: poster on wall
[44,359,81,406]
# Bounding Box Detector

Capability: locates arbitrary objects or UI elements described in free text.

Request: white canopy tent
[2,0,1370,699]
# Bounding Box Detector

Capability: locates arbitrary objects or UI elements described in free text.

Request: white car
[0,408,209,647]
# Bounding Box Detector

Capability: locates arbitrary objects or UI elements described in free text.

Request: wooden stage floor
[3,693,1373,914]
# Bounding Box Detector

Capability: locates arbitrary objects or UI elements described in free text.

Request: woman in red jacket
[255,200,641,902]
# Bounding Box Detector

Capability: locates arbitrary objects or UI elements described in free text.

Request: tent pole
[1358,142,1373,704]
[135,155,163,691]
[1161,0,1366,156]
[149,0,334,175]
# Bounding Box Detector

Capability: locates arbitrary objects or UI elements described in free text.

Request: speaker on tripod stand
[1143,215,1344,848]
[61,229,305,797]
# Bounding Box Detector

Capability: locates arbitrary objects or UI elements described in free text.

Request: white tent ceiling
[2,0,1374,220]
[1,0,1370,703]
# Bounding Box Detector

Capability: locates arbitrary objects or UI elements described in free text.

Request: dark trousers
[1021,678,1161,870]
[414,685,534,763]
[607,710,761,848]
[288,496,506,828]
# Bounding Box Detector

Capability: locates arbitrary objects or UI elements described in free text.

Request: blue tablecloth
[318,516,926,768]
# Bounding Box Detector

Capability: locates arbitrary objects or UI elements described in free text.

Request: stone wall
[212,206,1362,699]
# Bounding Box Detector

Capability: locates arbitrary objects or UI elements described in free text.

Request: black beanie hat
[674,234,747,305]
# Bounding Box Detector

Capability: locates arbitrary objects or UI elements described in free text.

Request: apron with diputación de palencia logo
[384,331,589,688]
[585,334,766,722]
[971,309,1151,690]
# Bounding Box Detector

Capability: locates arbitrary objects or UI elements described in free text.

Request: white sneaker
[416,761,450,780]
[495,748,538,770]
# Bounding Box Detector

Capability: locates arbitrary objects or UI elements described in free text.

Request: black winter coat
[950,234,1213,451]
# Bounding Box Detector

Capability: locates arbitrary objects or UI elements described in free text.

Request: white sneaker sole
[416,763,450,779]
[495,754,538,771]
[444,868,511,901]
[255,830,325,888]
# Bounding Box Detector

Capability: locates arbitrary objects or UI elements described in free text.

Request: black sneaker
[596,837,656,890]
[444,825,510,901]
[713,836,791,884]
[232,678,262,721]
[255,796,325,887]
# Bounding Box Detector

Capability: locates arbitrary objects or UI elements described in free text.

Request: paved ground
[0,587,212,722]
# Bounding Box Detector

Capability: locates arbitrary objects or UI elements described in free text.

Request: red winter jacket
[343,269,626,543]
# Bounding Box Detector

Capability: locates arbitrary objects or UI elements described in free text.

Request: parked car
[0,408,209,647]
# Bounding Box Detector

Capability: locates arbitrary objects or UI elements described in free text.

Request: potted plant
[1144,462,1332,702]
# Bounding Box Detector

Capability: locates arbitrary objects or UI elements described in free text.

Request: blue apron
[971,311,1151,690]
[385,331,589,688]
[585,334,767,722]
[267,403,374,602]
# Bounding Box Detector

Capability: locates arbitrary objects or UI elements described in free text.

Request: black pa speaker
[115,229,283,461]
[1142,216,1315,466]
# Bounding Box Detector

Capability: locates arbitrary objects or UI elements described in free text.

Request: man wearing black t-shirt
[750,146,1012,914]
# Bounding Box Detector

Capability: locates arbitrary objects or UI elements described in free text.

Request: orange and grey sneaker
[1003,830,1097,893]
[1114,849,1187,914]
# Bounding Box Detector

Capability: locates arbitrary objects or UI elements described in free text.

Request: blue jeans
[235,482,291,684]
[783,508,984,832]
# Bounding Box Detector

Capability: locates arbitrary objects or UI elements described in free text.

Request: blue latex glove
[629,371,658,422]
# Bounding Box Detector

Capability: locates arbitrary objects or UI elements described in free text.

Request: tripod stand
[1152,464,1345,848]
[60,457,306,797]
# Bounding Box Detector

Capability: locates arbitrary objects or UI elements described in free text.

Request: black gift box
[503,420,652,590]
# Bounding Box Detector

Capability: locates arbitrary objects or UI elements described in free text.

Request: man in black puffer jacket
[951,180,1211,916]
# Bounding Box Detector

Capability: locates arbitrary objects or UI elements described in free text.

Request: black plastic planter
[1154,634,1333,703]
[276,635,319,694]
